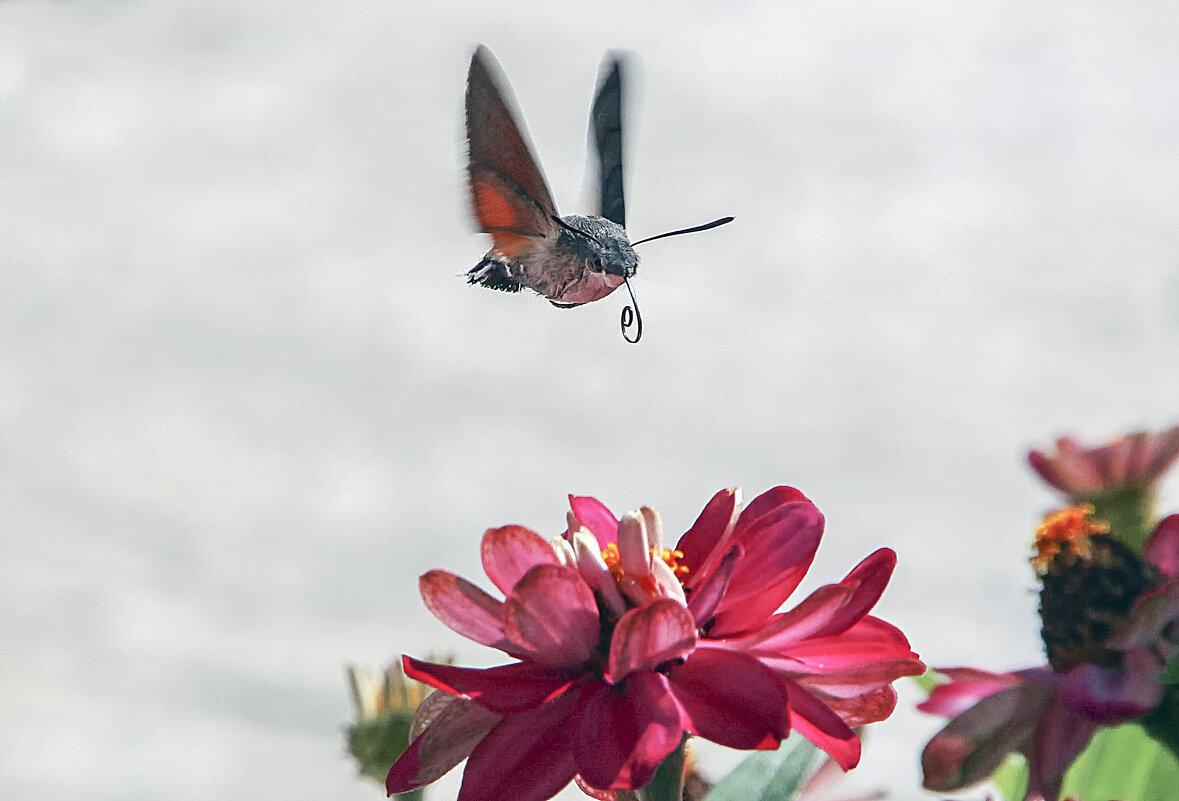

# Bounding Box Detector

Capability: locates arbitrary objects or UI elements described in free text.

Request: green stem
[638,736,687,801]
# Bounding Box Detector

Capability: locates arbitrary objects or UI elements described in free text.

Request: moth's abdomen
[467,256,524,293]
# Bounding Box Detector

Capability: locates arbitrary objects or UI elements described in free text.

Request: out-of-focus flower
[1028,427,1179,498]
[921,510,1179,801]
[386,488,923,801]
[1029,426,1179,552]
[345,662,437,788]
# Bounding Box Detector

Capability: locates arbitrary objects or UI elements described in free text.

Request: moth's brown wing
[466,46,558,258]
[590,54,625,228]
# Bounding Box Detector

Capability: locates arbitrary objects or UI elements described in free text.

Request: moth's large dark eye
[590,256,604,272]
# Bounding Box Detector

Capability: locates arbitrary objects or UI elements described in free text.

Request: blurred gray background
[2,1,1177,799]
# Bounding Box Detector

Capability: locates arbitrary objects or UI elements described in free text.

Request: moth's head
[554,215,638,279]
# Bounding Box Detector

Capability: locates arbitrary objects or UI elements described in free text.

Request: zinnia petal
[921,678,1050,792]
[459,690,581,801]
[402,656,579,714]
[782,678,861,769]
[916,668,1021,717]
[1057,649,1164,723]
[503,564,600,670]
[481,525,560,596]
[419,569,509,651]
[569,495,620,548]
[1144,514,1179,578]
[386,693,501,794]
[607,598,696,681]
[676,488,740,582]
[574,673,684,790]
[669,646,791,749]
[709,500,823,635]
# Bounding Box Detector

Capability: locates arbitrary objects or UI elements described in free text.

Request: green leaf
[990,753,1029,801]
[1059,721,1179,801]
[703,734,821,801]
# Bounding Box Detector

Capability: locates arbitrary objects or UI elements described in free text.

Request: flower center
[1033,505,1160,672]
[600,542,689,586]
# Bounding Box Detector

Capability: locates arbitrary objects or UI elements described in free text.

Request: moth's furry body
[466,215,637,306]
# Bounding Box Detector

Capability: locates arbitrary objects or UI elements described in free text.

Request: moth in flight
[464,46,733,342]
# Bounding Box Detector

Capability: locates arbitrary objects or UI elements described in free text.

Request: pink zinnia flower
[1028,426,1179,497]
[386,487,922,801]
[920,514,1179,801]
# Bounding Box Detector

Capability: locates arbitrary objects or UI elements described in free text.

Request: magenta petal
[607,599,696,681]
[1145,515,1179,578]
[575,673,684,790]
[734,486,811,534]
[782,679,860,769]
[504,564,599,670]
[386,693,501,794]
[482,525,560,596]
[1058,650,1164,723]
[917,668,1020,717]
[921,679,1050,792]
[668,647,790,749]
[685,544,739,626]
[806,548,896,639]
[1028,690,1098,801]
[459,690,580,801]
[569,495,620,548]
[675,488,739,579]
[419,570,509,650]
[402,656,578,714]
[710,502,823,636]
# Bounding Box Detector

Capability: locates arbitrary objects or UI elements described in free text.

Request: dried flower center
[1030,504,1109,575]
[1034,506,1160,671]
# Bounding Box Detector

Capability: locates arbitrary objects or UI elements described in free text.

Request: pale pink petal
[569,495,620,548]
[419,569,509,650]
[402,656,578,714]
[504,564,600,670]
[459,690,580,801]
[676,488,740,582]
[1144,515,1179,578]
[617,511,653,580]
[386,693,501,794]
[783,678,861,769]
[1057,649,1164,723]
[668,646,790,749]
[574,673,684,790]
[607,599,696,682]
[481,525,560,595]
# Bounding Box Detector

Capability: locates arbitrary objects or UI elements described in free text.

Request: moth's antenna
[632,216,734,247]
[551,215,604,248]
[620,275,642,343]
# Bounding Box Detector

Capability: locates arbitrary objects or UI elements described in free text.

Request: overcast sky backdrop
[2,2,1177,799]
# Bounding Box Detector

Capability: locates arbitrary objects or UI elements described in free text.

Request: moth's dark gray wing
[466,46,558,256]
[590,55,625,228]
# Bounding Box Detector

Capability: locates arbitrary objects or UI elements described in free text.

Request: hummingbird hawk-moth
[463,46,733,343]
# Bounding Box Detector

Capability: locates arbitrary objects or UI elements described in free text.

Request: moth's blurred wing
[590,54,625,228]
[466,46,558,257]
